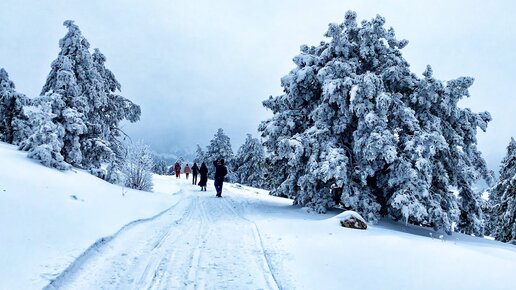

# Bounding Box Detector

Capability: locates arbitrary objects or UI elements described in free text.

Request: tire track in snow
[135,197,197,290]
[219,195,281,290]
[43,191,187,290]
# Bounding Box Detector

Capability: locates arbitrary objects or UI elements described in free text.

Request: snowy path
[44,183,279,290]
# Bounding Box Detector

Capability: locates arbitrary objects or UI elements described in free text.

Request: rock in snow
[337,210,367,230]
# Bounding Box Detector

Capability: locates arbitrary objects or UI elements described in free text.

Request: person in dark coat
[198,162,208,191]
[191,162,199,185]
[213,159,228,197]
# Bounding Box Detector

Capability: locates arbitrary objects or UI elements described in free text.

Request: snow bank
[224,183,516,290]
[0,142,179,289]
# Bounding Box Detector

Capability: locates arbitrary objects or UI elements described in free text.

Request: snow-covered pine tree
[481,192,498,237]
[491,138,516,242]
[122,141,154,191]
[0,68,30,144]
[152,159,169,175]
[205,128,234,179]
[259,11,491,233]
[261,155,276,191]
[233,134,266,188]
[194,144,205,164]
[87,48,141,173]
[18,97,70,170]
[38,20,140,172]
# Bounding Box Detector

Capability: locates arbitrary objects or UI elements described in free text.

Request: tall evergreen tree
[205,128,234,179]
[233,134,266,188]
[32,20,140,172]
[258,11,491,233]
[194,144,205,164]
[0,68,30,144]
[491,138,516,242]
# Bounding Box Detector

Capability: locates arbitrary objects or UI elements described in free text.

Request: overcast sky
[1,0,515,170]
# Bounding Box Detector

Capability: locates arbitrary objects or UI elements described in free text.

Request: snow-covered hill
[1,142,515,289]
[0,142,179,289]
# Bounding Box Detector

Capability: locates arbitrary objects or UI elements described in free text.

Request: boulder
[337,210,367,230]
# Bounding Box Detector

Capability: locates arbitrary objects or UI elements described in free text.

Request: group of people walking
[171,159,227,197]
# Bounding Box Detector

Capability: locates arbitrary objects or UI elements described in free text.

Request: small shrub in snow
[122,141,154,191]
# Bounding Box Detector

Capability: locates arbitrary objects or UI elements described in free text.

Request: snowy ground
[1,142,515,289]
[0,143,179,289]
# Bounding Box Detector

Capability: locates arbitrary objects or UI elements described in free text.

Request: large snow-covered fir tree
[0,68,30,145]
[29,20,140,173]
[491,138,516,242]
[258,11,492,234]
[233,134,266,188]
[205,128,234,179]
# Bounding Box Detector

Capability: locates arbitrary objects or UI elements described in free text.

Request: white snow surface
[0,142,179,289]
[1,142,515,289]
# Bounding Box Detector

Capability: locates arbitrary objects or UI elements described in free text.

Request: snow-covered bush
[0,68,30,145]
[259,11,492,234]
[233,134,266,188]
[122,141,154,191]
[490,138,516,242]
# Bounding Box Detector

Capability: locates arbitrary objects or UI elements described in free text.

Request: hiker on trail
[184,164,191,179]
[192,162,199,185]
[198,162,208,191]
[213,159,228,197]
[174,162,181,178]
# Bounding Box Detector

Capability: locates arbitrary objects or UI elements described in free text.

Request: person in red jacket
[174,162,181,178]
